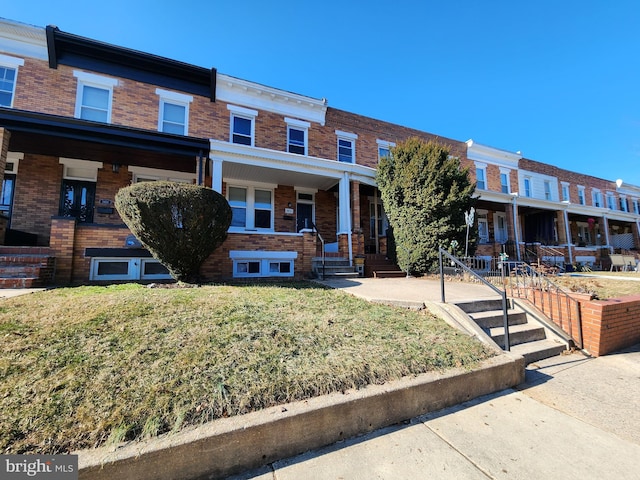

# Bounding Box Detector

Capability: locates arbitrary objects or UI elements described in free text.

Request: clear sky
[4,1,640,187]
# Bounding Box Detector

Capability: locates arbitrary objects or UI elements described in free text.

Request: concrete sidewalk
[230,345,640,480]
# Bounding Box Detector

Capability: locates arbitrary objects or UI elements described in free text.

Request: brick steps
[0,247,56,288]
[364,253,404,278]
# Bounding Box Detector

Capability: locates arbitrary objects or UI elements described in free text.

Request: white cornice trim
[209,139,376,186]
[466,139,522,169]
[216,73,327,126]
[0,18,47,60]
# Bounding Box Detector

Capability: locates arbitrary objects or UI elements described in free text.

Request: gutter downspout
[512,193,521,261]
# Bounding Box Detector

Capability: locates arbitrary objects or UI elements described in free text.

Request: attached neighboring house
[0,18,638,287]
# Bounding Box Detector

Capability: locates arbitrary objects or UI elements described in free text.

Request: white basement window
[90,257,171,281]
[229,250,297,278]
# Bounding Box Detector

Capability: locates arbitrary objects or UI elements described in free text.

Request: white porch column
[210,156,223,194]
[563,208,573,264]
[338,172,353,262]
[603,215,612,253]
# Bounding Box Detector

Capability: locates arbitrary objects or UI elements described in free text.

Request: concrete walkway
[228,277,640,480]
[230,345,640,480]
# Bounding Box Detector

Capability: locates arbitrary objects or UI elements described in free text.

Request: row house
[0,18,638,286]
[0,18,467,285]
[470,141,640,269]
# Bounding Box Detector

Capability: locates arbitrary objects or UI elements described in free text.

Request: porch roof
[0,107,209,173]
[210,140,377,191]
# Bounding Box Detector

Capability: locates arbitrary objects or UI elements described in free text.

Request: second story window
[524,178,532,197]
[561,183,570,202]
[0,54,24,108]
[74,71,117,123]
[607,192,616,210]
[336,131,358,163]
[228,105,257,146]
[285,118,310,155]
[156,89,193,135]
[376,139,395,162]
[633,199,639,214]
[620,196,628,212]
[500,170,510,194]
[543,180,552,200]
[592,189,602,208]
[475,163,487,190]
[578,186,586,205]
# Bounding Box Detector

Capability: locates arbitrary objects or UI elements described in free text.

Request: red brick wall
[579,295,640,356]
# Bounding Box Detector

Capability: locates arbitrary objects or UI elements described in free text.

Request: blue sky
[4,1,640,186]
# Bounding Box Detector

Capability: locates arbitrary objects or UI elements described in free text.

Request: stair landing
[0,246,56,289]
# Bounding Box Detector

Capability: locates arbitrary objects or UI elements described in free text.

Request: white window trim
[226,181,276,232]
[59,157,103,181]
[228,104,258,146]
[474,162,487,190]
[543,180,552,201]
[229,250,297,278]
[499,168,510,194]
[577,185,586,205]
[73,70,118,123]
[156,89,193,135]
[632,199,640,214]
[592,188,602,208]
[89,257,171,281]
[524,177,532,197]
[620,195,628,212]
[285,117,310,156]
[0,54,25,108]
[376,139,395,162]
[606,191,616,210]
[561,182,570,202]
[5,152,23,174]
[336,130,357,164]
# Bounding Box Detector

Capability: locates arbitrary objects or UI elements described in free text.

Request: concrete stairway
[0,246,56,288]
[455,298,569,364]
[312,257,359,279]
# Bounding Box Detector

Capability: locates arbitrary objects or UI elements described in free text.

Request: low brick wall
[579,295,640,357]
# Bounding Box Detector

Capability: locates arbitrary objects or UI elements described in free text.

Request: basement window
[230,250,297,278]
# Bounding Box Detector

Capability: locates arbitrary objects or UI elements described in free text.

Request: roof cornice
[466,139,522,168]
[216,74,327,126]
[0,17,47,60]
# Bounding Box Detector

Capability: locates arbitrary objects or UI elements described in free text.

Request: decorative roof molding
[466,139,522,169]
[0,18,47,60]
[216,73,327,126]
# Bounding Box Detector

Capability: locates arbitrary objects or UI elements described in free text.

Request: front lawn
[0,282,494,454]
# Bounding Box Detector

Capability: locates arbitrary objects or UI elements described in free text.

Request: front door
[296,202,313,232]
[60,180,96,223]
[0,174,16,227]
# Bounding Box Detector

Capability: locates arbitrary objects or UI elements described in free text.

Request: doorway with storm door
[60,179,96,223]
[296,192,315,232]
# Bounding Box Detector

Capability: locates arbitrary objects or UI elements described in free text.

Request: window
[578,186,586,205]
[561,183,570,202]
[543,181,552,200]
[477,212,489,244]
[475,163,487,190]
[494,212,508,243]
[228,105,257,146]
[74,71,118,123]
[336,131,357,163]
[90,258,171,281]
[156,89,192,135]
[620,196,628,212]
[633,199,640,215]
[524,178,532,197]
[0,153,20,224]
[376,139,395,162]
[607,193,616,210]
[128,166,196,184]
[227,184,274,231]
[285,118,310,155]
[0,54,24,107]
[592,189,602,208]
[230,250,297,278]
[500,170,510,194]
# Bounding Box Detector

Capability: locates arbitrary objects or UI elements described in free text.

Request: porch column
[350,180,363,256]
[603,215,612,253]
[338,172,352,262]
[511,194,521,261]
[210,156,223,194]
[563,208,573,264]
[0,127,10,174]
[635,220,640,249]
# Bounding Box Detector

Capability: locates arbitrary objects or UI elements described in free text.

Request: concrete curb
[78,353,524,480]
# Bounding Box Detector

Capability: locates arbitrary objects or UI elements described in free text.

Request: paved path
[230,346,640,480]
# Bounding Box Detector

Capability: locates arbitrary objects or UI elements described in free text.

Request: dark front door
[60,180,96,223]
[0,174,16,227]
[296,203,313,232]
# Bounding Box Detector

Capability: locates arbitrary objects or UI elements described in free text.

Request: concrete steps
[0,247,56,288]
[456,298,568,364]
[312,257,359,279]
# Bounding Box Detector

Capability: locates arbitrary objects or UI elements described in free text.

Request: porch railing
[439,249,511,351]
[311,221,325,280]
[502,261,583,349]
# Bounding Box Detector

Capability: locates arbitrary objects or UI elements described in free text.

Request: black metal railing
[310,221,326,280]
[502,262,583,349]
[439,248,511,351]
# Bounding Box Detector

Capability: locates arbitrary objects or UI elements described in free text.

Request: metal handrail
[439,248,511,351]
[310,221,325,280]
[503,261,583,349]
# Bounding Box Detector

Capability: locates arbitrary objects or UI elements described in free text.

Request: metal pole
[502,291,510,351]
[439,248,446,303]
